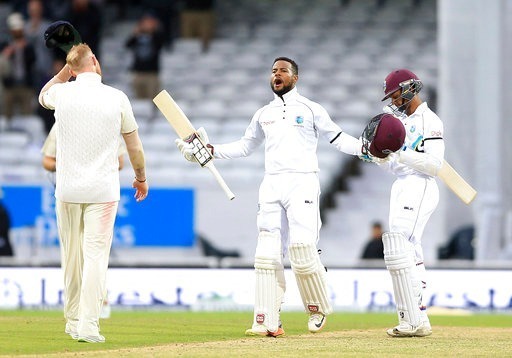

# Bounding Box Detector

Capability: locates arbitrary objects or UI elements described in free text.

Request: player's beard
[271,80,293,97]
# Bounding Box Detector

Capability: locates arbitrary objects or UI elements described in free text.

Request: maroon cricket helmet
[382,69,420,101]
[369,113,406,158]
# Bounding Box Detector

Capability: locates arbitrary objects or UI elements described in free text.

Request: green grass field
[0,309,511,357]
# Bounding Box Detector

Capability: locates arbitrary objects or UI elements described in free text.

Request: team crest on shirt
[410,125,416,133]
[294,116,304,127]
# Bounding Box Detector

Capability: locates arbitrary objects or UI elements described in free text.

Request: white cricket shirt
[41,72,138,203]
[386,102,445,177]
[213,87,359,174]
[41,123,128,158]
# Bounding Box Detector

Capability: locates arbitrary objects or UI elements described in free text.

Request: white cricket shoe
[245,321,285,337]
[245,326,285,337]
[65,321,78,340]
[386,322,432,337]
[308,313,326,333]
[65,327,78,340]
[78,334,105,343]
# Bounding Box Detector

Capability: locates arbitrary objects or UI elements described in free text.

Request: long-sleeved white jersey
[213,87,361,174]
[381,102,445,177]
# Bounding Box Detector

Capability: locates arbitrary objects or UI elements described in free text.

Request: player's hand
[175,138,195,162]
[358,137,375,163]
[197,127,214,155]
[175,127,214,162]
[132,178,148,202]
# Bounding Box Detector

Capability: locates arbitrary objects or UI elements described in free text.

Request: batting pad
[383,232,421,327]
[289,242,333,315]
[253,231,285,333]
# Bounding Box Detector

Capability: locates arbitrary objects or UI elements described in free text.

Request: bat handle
[205,162,235,200]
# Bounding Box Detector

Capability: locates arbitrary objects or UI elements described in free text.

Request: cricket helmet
[381,69,423,101]
[362,113,406,158]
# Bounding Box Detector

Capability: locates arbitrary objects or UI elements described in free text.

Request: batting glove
[175,127,213,163]
[175,138,195,162]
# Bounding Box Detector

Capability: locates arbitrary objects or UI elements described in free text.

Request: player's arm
[122,129,148,201]
[330,132,363,156]
[42,155,56,172]
[213,110,265,159]
[41,124,57,172]
[178,111,264,161]
[117,140,127,170]
[118,154,125,170]
[397,139,444,176]
[315,105,362,156]
[38,64,72,109]
[397,116,444,176]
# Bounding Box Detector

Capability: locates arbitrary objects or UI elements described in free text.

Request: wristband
[135,177,146,183]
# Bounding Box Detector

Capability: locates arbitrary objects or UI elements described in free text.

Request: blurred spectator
[361,221,384,259]
[180,0,215,53]
[0,188,14,257]
[142,0,178,49]
[438,225,474,260]
[0,12,37,126]
[125,12,165,99]
[37,57,65,134]
[24,0,54,90]
[65,0,103,59]
[24,0,56,134]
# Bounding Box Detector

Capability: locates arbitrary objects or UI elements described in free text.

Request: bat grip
[205,162,235,200]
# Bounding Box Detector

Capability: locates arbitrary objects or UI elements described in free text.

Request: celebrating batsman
[177,57,362,336]
[363,69,444,337]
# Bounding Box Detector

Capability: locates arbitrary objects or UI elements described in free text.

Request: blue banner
[0,185,194,247]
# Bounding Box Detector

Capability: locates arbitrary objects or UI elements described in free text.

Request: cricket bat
[438,160,477,205]
[153,90,235,200]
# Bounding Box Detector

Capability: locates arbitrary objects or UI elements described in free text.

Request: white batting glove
[175,138,195,162]
[197,126,214,155]
[175,127,213,163]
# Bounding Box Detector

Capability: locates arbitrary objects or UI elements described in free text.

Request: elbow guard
[398,148,442,176]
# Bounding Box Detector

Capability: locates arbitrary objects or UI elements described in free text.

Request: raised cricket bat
[153,90,235,200]
[438,160,477,205]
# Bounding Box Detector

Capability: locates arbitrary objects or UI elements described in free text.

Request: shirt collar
[273,86,298,102]
[75,72,102,83]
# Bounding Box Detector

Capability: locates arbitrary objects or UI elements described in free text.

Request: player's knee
[389,218,413,239]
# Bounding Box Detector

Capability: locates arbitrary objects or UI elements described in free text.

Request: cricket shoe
[245,327,285,338]
[308,313,326,333]
[245,322,285,338]
[386,322,432,337]
[78,334,106,343]
[65,327,78,340]
[65,321,78,340]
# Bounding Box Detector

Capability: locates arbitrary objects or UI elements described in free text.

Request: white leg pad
[383,232,421,327]
[253,231,284,333]
[289,242,333,315]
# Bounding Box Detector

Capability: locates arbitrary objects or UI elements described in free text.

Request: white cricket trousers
[388,175,439,264]
[56,200,118,337]
[257,172,322,252]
